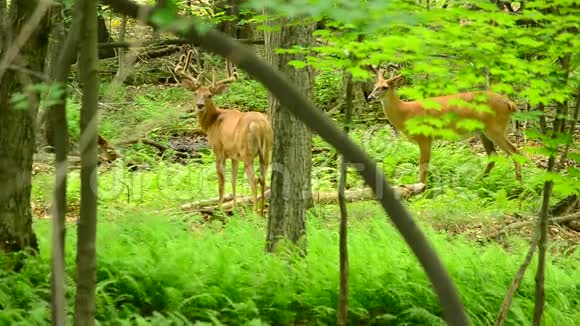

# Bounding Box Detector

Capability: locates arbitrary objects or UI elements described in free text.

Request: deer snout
[196,103,205,111]
[367,92,377,101]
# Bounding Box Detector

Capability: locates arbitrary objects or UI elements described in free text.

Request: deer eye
[381,85,389,90]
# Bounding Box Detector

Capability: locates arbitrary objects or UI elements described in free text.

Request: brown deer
[366,65,522,186]
[173,50,273,216]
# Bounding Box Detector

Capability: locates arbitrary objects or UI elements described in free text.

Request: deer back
[204,109,272,162]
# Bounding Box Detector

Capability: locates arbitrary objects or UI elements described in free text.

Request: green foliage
[1,210,579,325]
[214,76,269,112]
[9,83,64,111]
[313,70,342,108]
[245,0,579,195]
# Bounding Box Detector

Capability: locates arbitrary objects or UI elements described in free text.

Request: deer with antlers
[366,65,522,186]
[173,50,273,216]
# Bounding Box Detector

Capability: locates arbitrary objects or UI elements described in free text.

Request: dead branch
[115,138,171,152]
[489,211,580,240]
[181,184,426,214]
[98,134,120,162]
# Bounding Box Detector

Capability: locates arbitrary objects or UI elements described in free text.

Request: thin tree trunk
[558,89,579,169]
[0,0,6,51]
[264,16,314,255]
[532,157,555,326]
[532,54,571,325]
[495,235,539,326]
[115,14,127,77]
[49,2,82,324]
[538,103,547,134]
[0,0,49,258]
[73,0,99,324]
[337,67,354,326]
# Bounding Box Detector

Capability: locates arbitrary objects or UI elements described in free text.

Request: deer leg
[417,138,432,185]
[244,161,258,214]
[485,132,523,183]
[215,157,226,209]
[231,160,239,209]
[258,158,268,217]
[480,133,498,177]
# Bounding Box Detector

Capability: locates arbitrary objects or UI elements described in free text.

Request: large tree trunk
[74,0,99,324]
[39,1,67,152]
[215,0,254,39]
[0,0,6,51]
[264,17,314,255]
[0,0,49,255]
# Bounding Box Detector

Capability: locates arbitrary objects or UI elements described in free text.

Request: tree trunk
[339,72,368,114]
[0,0,49,256]
[73,0,99,324]
[215,0,240,38]
[264,17,314,255]
[115,14,127,77]
[0,0,6,51]
[39,1,67,152]
[97,12,115,58]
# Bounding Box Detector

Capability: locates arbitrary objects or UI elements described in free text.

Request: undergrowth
[1,211,579,325]
[19,78,578,325]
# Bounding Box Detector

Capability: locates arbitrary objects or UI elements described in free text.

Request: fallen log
[98,38,265,49]
[116,138,172,152]
[181,183,426,214]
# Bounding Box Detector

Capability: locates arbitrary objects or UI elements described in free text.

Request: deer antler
[211,59,239,90]
[386,63,402,79]
[173,49,203,89]
[365,64,388,80]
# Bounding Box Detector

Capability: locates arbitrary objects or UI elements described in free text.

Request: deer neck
[380,89,403,119]
[197,100,219,132]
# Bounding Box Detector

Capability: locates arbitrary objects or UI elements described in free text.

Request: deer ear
[210,83,230,95]
[390,75,405,87]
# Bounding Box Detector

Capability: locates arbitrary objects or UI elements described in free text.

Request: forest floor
[19,64,580,324]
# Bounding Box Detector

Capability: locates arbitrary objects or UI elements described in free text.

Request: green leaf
[288,60,307,69]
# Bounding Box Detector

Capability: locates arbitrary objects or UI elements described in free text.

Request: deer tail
[507,100,518,112]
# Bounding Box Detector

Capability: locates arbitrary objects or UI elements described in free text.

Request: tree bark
[0,0,49,256]
[264,16,314,255]
[337,67,354,326]
[49,0,82,323]
[0,0,6,51]
[115,14,127,77]
[97,12,115,58]
[73,0,99,324]
[39,1,66,151]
